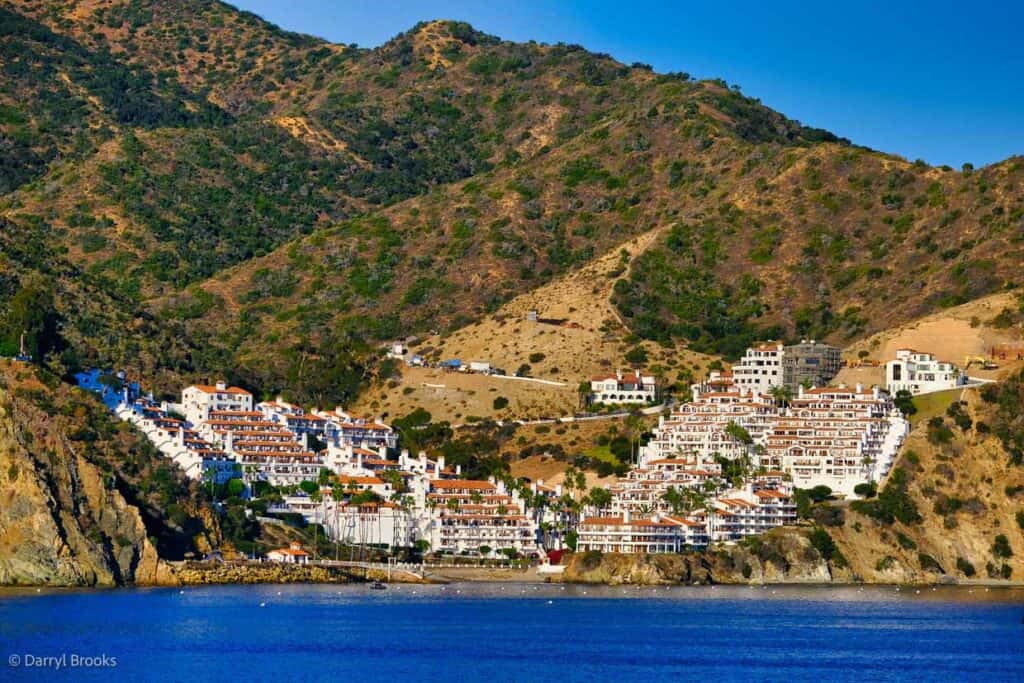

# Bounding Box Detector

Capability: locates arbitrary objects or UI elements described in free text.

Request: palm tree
[577,381,592,410]
[768,384,794,408]
[573,469,586,497]
[624,410,644,464]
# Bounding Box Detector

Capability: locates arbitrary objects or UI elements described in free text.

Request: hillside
[353,225,717,421]
[0,360,219,586]
[0,0,1020,415]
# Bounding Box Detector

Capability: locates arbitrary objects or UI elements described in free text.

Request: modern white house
[885,349,966,395]
[731,343,785,396]
[590,369,658,405]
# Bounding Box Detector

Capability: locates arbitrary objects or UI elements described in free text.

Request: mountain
[1,0,1022,411]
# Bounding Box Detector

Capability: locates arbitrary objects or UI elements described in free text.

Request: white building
[763,384,908,496]
[323,501,418,549]
[181,382,253,426]
[886,349,965,396]
[412,478,540,556]
[576,512,708,553]
[731,341,841,395]
[266,542,310,564]
[731,343,785,396]
[590,369,658,405]
[640,385,776,465]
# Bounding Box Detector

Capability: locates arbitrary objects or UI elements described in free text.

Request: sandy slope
[835,291,1024,386]
[356,226,718,421]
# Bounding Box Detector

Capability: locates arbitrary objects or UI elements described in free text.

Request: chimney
[216,381,226,391]
[419,451,427,471]
[438,455,446,473]
[798,385,805,398]
[455,464,462,476]
[378,445,387,459]
[624,509,632,523]
[356,450,363,470]
[400,449,409,467]
[856,382,863,394]
[555,484,563,497]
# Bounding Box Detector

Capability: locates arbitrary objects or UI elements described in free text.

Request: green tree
[0,277,62,360]
[893,389,917,416]
[587,486,612,512]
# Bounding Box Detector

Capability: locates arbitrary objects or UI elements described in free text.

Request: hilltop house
[885,349,965,395]
[590,369,657,405]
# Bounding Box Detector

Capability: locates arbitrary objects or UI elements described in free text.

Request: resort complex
[76,336,918,558]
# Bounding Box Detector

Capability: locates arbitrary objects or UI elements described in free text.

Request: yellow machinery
[964,356,998,370]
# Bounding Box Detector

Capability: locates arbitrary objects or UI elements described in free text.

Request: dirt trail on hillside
[356,225,717,422]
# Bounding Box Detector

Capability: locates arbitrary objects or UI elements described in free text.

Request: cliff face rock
[824,387,1024,585]
[0,361,215,586]
[563,527,844,585]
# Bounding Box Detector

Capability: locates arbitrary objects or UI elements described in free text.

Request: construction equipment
[964,356,998,370]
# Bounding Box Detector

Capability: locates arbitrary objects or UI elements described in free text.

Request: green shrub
[850,467,920,525]
[808,527,846,567]
[895,531,918,551]
[992,534,1013,559]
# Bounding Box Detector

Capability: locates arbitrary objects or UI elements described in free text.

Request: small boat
[369,581,387,590]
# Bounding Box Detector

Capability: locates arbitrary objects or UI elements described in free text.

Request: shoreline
[3,564,1022,592]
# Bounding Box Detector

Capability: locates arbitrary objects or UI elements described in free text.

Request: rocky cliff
[0,361,218,586]
[563,527,847,585]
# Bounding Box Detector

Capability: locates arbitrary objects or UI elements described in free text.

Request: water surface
[1,583,1022,681]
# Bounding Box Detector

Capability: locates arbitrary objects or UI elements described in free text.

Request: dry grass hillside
[354,226,718,421]
[2,0,1023,416]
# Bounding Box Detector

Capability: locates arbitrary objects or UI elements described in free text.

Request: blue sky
[234,1,1023,167]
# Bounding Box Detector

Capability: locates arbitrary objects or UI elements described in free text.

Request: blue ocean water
[1,583,1022,681]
